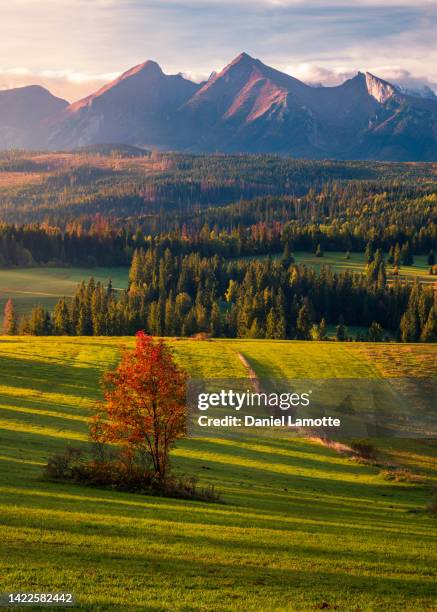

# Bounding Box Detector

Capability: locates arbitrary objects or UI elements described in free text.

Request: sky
[0,0,436,102]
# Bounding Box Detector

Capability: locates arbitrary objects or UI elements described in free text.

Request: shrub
[72,459,155,492]
[161,475,221,502]
[44,448,221,502]
[381,469,425,484]
[45,446,84,480]
[349,440,378,460]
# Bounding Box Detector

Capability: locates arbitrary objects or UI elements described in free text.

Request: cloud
[0,68,120,102]
[283,63,437,94]
[0,0,435,99]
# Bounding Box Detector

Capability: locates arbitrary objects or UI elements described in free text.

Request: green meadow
[239,251,432,282]
[0,252,432,318]
[0,267,128,316]
[0,337,436,610]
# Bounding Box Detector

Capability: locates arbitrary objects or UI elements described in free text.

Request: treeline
[137,187,437,255]
[4,248,436,341]
[0,221,131,267]
[0,213,435,268]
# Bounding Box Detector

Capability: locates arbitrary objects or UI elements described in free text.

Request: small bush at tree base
[44,447,221,502]
[45,446,84,480]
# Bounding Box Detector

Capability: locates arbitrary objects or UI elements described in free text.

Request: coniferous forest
[0,149,436,341]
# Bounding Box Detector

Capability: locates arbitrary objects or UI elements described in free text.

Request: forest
[0,149,436,341]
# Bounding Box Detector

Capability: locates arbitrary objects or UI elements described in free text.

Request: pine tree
[225,280,238,303]
[393,243,401,267]
[368,321,384,342]
[427,250,435,266]
[365,241,374,264]
[3,298,18,335]
[53,297,71,335]
[281,242,295,267]
[28,306,51,335]
[296,304,312,340]
[164,294,175,336]
[420,307,437,342]
[336,315,347,341]
[275,308,286,340]
[265,309,276,339]
[400,241,414,266]
[209,302,222,337]
[77,305,92,335]
[248,318,263,339]
[310,323,320,341]
[400,280,421,342]
[319,317,328,340]
[387,245,394,265]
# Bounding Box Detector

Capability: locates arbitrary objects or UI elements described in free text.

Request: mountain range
[1,52,437,161]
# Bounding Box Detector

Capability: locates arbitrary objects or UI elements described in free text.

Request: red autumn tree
[92,332,187,481]
[3,298,18,335]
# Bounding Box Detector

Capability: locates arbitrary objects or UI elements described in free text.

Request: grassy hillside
[0,337,436,610]
[0,267,128,316]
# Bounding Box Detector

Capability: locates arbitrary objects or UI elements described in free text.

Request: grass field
[0,267,128,316]
[0,252,433,319]
[0,337,436,610]
[239,251,432,283]
[293,251,432,282]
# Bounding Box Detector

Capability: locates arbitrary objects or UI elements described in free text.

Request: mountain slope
[0,85,68,149]
[47,61,200,149]
[0,54,436,160]
[179,56,432,159]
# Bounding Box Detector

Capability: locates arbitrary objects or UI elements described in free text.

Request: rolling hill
[0,337,436,610]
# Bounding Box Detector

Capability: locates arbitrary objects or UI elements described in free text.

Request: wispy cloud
[0,0,435,100]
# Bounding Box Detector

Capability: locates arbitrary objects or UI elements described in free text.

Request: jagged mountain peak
[67,59,197,114]
[118,59,164,80]
[364,72,397,103]
[0,53,435,160]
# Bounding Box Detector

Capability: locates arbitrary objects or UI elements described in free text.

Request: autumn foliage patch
[45,332,220,502]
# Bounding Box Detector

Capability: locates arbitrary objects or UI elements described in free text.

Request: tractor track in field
[236,351,359,456]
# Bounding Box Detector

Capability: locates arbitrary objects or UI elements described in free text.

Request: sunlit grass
[0,336,436,610]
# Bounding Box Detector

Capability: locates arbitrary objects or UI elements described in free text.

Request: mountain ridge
[1,53,436,160]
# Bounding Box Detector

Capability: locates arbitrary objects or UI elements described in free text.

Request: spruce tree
[393,243,401,267]
[387,246,394,265]
[319,317,328,340]
[368,321,383,342]
[296,304,312,340]
[400,241,414,266]
[420,307,437,342]
[209,302,222,337]
[336,316,347,342]
[28,306,51,335]
[53,297,71,335]
[365,241,374,264]
[310,323,320,341]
